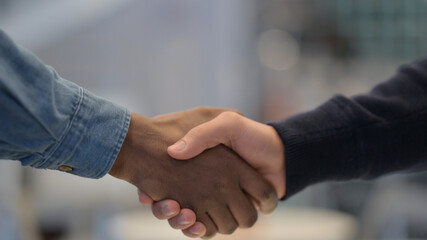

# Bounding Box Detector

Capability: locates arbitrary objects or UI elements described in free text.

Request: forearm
[270,58,427,199]
[0,29,130,178]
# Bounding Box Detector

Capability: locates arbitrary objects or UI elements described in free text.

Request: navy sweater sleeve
[270,58,427,200]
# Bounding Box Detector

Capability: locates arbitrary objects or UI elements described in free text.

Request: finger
[167,208,197,230]
[197,213,217,239]
[182,222,206,238]
[153,107,243,121]
[251,198,261,211]
[207,206,238,235]
[137,189,153,205]
[190,106,244,118]
[168,112,242,160]
[151,200,181,220]
[240,170,278,214]
[228,192,258,228]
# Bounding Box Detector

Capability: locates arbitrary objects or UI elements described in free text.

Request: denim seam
[95,108,130,178]
[39,87,84,168]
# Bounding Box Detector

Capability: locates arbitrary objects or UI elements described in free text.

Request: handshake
[108,107,286,238]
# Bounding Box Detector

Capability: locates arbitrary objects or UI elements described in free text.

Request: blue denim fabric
[0,29,130,178]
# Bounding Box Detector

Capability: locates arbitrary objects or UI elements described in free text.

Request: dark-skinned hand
[109,107,278,238]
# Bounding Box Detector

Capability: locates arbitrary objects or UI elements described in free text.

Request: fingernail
[190,226,202,235]
[171,140,186,152]
[177,214,191,225]
[260,192,279,214]
[162,205,176,217]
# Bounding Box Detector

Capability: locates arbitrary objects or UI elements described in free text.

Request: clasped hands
[109,107,286,238]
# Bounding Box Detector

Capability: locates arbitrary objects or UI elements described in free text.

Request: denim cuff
[28,83,130,179]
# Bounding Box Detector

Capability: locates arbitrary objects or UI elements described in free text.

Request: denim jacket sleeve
[0,29,130,178]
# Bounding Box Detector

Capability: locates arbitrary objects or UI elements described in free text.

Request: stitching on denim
[40,87,84,167]
[96,109,130,178]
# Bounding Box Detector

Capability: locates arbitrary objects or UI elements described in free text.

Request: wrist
[237,117,286,198]
[109,112,153,181]
[267,125,286,198]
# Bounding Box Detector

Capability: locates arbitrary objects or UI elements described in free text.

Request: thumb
[168,112,240,160]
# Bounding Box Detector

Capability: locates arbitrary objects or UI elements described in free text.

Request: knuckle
[233,109,244,116]
[220,224,237,235]
[151,206,163,219]
[258,188,272,202]
[261,185,277,201]
[219,111,241,123]
[186,127,200,139]
[219,107,242,116]
[196,106,208,111]
[168,219,180,229]
[195,106,212,116]
[260,190,278,213]
[241,211,258,228]
[203,229,216,239]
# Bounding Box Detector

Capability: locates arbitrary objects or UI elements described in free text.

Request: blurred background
[1,0,427,239]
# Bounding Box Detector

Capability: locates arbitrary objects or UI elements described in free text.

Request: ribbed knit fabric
[270,58,427,200]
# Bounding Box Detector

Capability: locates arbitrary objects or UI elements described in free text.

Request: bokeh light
[257,29,300,71]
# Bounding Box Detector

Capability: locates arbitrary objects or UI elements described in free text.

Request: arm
[0,29,277,239]
[169,57,427,199]
[271,57,427,198]
[148,57,427,235]
[0,28,129,178]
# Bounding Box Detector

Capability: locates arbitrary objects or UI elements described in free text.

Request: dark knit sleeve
[269,58,427,200]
